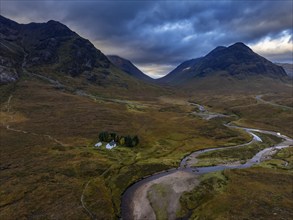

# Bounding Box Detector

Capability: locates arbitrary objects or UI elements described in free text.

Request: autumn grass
[82,178,115,219]
[232,104,293,137]
[262,93,293,108]
[0,79,251,219]
[1,77,292,219]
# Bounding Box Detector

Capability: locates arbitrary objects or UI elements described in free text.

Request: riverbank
[121,103,293,220]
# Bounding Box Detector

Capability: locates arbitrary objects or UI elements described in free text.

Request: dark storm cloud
[1,0,292,77]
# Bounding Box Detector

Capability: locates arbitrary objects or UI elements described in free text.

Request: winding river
[121,103,293,220]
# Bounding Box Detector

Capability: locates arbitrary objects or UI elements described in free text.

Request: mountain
[275,63,293,77]
[0,16,164,99]
[0,15,112,83]
[160,42,287,85]
[107,55,154,82]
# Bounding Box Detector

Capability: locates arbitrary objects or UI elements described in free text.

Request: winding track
[121,103,293,220]
[2,95,65,147]
[255,95,293,110]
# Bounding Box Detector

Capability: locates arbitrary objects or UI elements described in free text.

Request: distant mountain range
[159,42,287,85]
[107,55,154,82]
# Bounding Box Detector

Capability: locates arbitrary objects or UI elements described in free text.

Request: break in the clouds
[1,0,292,78]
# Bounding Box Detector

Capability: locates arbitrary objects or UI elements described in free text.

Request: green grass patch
[259,146,293,170]
[178,171,227,219]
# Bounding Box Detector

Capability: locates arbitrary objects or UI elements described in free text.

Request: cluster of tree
[98,131,139,147]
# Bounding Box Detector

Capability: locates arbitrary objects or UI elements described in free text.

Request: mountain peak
[46,19,69,28]
[214,46,227,51]
[47,19,59,24]
[232,42,247,46]
[229,42,252,52]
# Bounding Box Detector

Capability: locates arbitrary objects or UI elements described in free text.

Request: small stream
[120,103,293,220]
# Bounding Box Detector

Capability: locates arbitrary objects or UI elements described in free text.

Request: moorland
[0,15,292,220]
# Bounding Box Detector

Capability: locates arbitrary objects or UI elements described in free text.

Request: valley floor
[0,78,292,219]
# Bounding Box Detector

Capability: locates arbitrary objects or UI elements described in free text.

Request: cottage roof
[109,140,116,146]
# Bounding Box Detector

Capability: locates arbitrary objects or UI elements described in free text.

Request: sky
[1,0,292,78]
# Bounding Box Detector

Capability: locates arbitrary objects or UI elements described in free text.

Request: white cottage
[94,142,102,148]
[106,140,116,149]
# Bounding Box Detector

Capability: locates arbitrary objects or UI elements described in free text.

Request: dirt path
[256,95,292,110]
[80,164,116,220]
[80,180,96,220]
[2,95,65,147]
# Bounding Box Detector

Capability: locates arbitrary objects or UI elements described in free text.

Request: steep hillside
[0,15,163,98]
[0,16,24,83]
[160,42,287,86]
[108,55,154,82]
[158,58,202,84]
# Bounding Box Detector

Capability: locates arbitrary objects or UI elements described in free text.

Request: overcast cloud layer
[1,0,292,78]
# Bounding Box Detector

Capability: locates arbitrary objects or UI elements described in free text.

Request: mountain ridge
[160,42,287,85]
[0,15,289,94]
